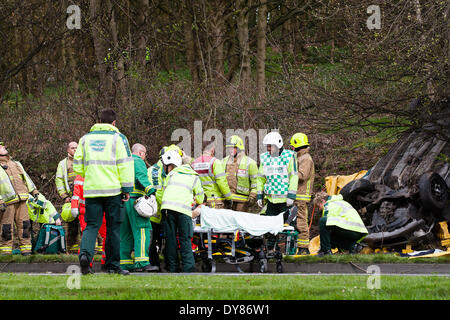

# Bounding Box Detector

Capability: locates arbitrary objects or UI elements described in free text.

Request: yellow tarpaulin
[325,170,368,195]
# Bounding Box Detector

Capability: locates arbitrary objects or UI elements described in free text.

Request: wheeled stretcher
[192,205,299,273]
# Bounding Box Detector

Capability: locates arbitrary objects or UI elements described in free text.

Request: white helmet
[134,195,158,218]
[263,131,283,149]
[161,149,182,167]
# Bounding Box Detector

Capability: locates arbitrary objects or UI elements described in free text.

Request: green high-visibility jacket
[322,194,368,237]
[257,148,298,204]
[161,164,204,217]
[55,157,77,199]
[223,153,258,202]
[147,160,166,224]
[73,123,134,198]
[130,154,155,198]
[0,161,37,205]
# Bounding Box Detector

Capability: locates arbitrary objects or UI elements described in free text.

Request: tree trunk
[183,1,200,83]
[106,0,127,106]
[89,0,110,103]
[236,0,251,90]
[135,0,149,68]
[256,0,267,100]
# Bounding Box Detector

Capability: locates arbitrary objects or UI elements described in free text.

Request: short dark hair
[202,137,215,152]
[100,109,116,124]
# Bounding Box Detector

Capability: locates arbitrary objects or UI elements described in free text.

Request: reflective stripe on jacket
[0,160,36,205]
[55,157,76,199]
[161,164,204,216]
[295,148,315,202]
[256,148,298,204]
[223,153,258,202]
[323,194,368,236]
[73,123,134,198]
[191,154,232,201]
[148,160,165,224]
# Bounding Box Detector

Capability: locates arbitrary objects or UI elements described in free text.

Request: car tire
[340,179,375,207]
[419,172,448,212]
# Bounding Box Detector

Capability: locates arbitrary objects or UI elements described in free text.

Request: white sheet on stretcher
[199,206,284,236]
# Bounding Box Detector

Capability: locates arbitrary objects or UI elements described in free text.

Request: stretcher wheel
[276,261,283,273]
[201,259,213,272]
[259,258,267,273]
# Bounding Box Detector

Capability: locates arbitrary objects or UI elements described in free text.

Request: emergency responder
[56,141,82,254]
[74,109,134,275]
[120,143,158,272]
[289,133,315,255]
[71,175,107,269]
[314,191,368,256]
[257,132,298,251]
[0,140,39,255]
[161,150,204,273]
[191,139,232,209]
[223,135,258,212]
[147,144,186,271]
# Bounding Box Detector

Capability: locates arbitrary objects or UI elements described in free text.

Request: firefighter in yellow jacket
[223,135,258,212]
[55,141,81,254]
[290,133,315,255]
[0,140,39,256]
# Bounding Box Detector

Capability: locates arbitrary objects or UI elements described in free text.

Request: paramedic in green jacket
[160,149,205,273]
[314,191,368,256]
[120,143,158,272]
[74,109,134,275]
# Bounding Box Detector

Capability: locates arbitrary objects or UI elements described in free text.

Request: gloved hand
[257,199,263,208]
[0,202,6,213]
[286,198,294,207]
[224,199,232,209]
[247,196,256,207]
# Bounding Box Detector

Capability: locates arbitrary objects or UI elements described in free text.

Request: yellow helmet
[166,144,183,157]
[226,135,244,151]
[290,133,309,148]
[61,202,75,222]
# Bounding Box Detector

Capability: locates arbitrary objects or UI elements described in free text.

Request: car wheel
[419,172,448,212]
[340,179,375,208]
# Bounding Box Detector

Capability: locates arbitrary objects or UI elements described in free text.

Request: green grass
[0,273,448,300]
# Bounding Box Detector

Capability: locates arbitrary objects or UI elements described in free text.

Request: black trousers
[319,216,365,252]
[80,194,124,270]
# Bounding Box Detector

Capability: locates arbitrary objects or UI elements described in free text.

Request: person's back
[73,109,134,275]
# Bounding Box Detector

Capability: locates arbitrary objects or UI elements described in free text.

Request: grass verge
[0,273,448,300]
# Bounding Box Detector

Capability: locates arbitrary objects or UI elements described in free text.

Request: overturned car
[340,123,449,250]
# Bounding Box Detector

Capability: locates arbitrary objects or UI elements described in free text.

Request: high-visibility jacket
[55,156,77,200]
[295,148,315,202]
[322,194,368,237]
[27,193,59,224]
[147,160,166,224]
[73,123,134,198]
[0,158,37,205]
[161,164,204,217]
[71,175,86,219]
[223,152,258,202]
[130,154,155,198]
[257,148,298,204]
[71,175,107,242]
[191,154,232,201]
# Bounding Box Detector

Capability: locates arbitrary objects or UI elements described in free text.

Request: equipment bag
[33,224,67,254]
